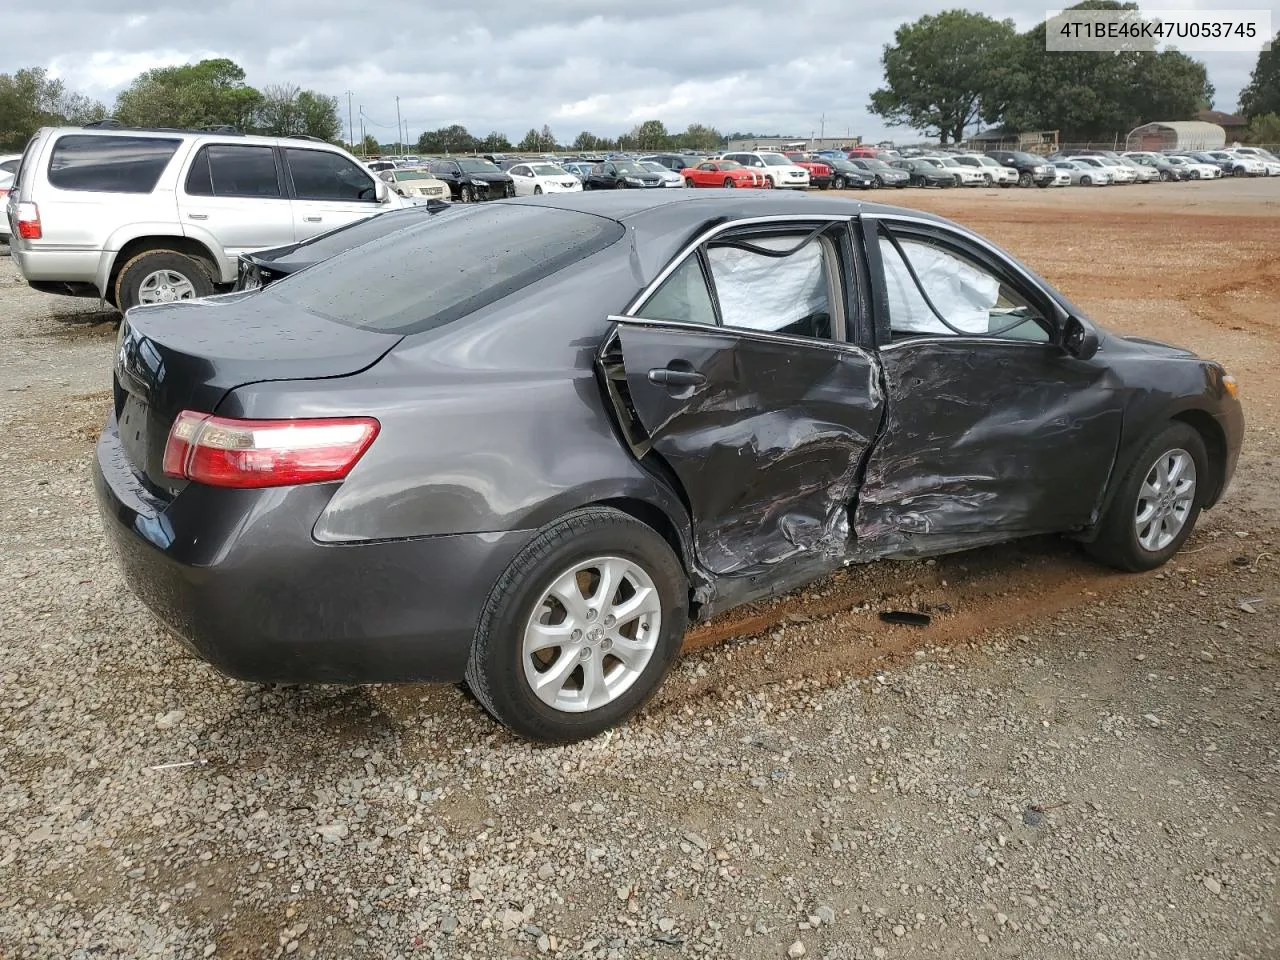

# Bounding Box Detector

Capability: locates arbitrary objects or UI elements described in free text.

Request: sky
[4,0,1275,146]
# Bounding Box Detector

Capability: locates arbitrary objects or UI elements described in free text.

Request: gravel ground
[0,182,1277,960]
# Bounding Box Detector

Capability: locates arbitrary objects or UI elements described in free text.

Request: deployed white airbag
[708,237,828,332]
[880,238,999,335]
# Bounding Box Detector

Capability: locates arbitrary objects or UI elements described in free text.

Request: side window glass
[47,135,180,193]
[641,256,717,326]
[286,149,376,202]
[185,145,281,198]
[706,234,836,340]
[878,236,1049,342]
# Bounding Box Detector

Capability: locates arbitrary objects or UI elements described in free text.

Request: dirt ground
[0,180,1276,960]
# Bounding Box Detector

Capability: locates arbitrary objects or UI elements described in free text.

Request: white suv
[720,152,811,189]
[4,124,411,311]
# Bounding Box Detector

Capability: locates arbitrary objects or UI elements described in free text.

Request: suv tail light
[16,201,41,240]
[162,412,380,488]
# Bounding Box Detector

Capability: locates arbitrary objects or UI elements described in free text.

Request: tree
[993,3,1214,139]
[630,119,670,150]
[869,10,1018,144]
[1247,112,1280,144]
[517,127,542,151]
[294,91,341,141]
[0,67,105,150]
[358,134,380,156]
[417,124,477,153]
[114,58,261,130]
[480,130,512,152]
[1239,33,1280,118]
[539,124,556,150]
[672,123,723,151]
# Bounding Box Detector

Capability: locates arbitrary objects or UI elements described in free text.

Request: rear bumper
[93,423,533,684]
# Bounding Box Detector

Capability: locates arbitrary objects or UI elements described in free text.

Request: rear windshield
[48,135,180,193]
[265,204,625,334]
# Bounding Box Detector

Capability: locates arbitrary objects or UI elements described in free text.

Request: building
[1124,120,1226,151]
[962,128,1059,152]
[725,136,861,153]
[1196,110,1249,141]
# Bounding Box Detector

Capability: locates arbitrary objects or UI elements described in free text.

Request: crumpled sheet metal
[851,340,1123,556]
[615,323,884,578]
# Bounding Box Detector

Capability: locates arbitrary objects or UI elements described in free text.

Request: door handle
[186,213,208,220]
[647,367,706,387]
[304,216,323,223]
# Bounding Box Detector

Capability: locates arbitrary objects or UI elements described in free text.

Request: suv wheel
[465,507,689,742]
[1018,171,1033,187]
[115,250,214,313]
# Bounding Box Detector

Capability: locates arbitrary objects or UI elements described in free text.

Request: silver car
[1054,160,1113,186]
[5,124,410,312]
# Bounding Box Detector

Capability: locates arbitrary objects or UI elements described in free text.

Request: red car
[784,153,833,189]
[682,159,770,188]
[847,146,879,159]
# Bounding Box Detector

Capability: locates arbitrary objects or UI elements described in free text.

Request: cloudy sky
[5,0,1275,145]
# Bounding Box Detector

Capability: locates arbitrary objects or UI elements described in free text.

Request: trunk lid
[113,296,401,496]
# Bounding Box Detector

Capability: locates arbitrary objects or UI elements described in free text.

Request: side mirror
[374,177,390,202]
[1063,315,1099,360]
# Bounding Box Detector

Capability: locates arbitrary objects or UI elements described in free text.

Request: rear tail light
[162,412,380,488]
[16,201,41,240]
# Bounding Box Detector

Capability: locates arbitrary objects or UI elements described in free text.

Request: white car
[952,154,1018,186]
[1091,157,1137,183]
[1225,149,1280,176]
[922,156,985,186]
[0,154,20,177]
[0,170,12,240]
[1163,156,1222,180]
[1054,159,1113,186]
[1204,150,1266,176]
[721,152,810,189]
[640,161,686,188]
[377,167,452,201]
[506,161,584,196]
[1065,156,1120,184]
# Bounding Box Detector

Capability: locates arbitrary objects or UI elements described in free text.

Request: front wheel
[1080,175,1092,186]
[766,175,777,188]
[465,507,689,742]
[1085,422,1208,572]
[1233,166,1248,177]
[833,176,845,190]
[723,177,736,188]
[534,185,543,195]
[872,175,883,189]
[1018,171,1032,188]
[460,185,474,202]
[614,179,626,189]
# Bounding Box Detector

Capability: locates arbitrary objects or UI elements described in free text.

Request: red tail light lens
[162,412,380,488]
[16,201,41,240]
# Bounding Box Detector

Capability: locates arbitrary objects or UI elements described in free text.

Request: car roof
[501,190,945,227]
[35,124,348,152]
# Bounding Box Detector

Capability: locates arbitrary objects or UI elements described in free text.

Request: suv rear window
[265,204,625,334]
[48,135,180,193]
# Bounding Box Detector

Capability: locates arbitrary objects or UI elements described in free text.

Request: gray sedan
[94,192,1243,742]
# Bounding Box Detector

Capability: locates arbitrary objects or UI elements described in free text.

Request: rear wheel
[766,175,777,188]
[114,249,215,313]
[1085,422,1207,572]
[872,175,883,189]
[465,507,689,742]
[534,185,543,195]
[983,173,993,186]
[1233,166,1248,177]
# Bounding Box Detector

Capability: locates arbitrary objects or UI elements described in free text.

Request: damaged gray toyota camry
[94,192,1243,742]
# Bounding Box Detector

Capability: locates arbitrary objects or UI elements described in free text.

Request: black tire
[983,174,993,186]
[1233,166,1248,178]
[464,507,690,742]
[114,249,215,313]
[460,185,474,202]
[614,179,626,189]
[953,175,963,188]
[1018,171,1033,188]
[818,181,829,190]
[1035,179,1051,187]
[723,177,736,188]
[1160,170,1173,182]
[833,176,845,190]
[872,175,883,189]
[534,185,543,195]
[766,175,777,188]
[1080,175,1092,186]
[1085,422,1208,572]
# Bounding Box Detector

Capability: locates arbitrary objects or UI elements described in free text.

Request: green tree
[517,127,542,151]
[417,124,477,153]
[1246,112,1280,144]
[0,67,105,149]
[869,10,1018,144]
[629,119,670,150]
[1239,33,1280,118]
[479,130,512,152]
[358,134,380,155]
[672,123,723,151]
[114,58,261,130]
[539,124,556,150]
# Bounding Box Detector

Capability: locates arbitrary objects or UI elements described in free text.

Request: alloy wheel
[137,270,197,305]
[522,556,662,713]
[1134,448,1197,552]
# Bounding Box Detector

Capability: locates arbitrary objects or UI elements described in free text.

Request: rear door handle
[647,367,707,387]
[304,216,323,223]
[186,213,208,220]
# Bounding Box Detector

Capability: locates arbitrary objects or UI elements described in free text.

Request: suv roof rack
[287,134,327,143]
[80,118,244,136]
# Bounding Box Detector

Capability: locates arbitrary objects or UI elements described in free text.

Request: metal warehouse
[1125,121,1227,151]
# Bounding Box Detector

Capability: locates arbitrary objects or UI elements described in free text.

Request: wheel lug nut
[579,647,591,660]
[571,629,582,641]
[604,615,615,627]
[586,609,597,621]
[601,638,613,651]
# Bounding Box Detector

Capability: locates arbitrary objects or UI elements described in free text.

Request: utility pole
[344,91,354,149]
[395,96,402,156]
[820,113,825,140]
